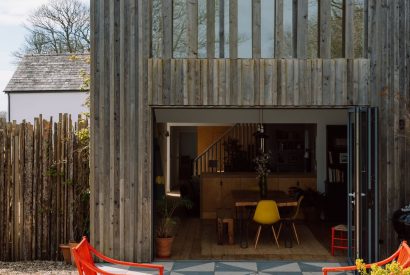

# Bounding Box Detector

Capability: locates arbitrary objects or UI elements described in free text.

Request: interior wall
[197,126,231,155]
[156,123,168,188]
[169,126,197,191]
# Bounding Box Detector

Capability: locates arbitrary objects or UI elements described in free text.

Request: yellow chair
[278,195,304,245]
[253,200,281,248]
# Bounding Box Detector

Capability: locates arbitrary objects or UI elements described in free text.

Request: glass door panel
[347,107,378,263]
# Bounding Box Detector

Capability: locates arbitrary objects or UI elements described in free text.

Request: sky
[0,0,50,112]
[0,0,88,113]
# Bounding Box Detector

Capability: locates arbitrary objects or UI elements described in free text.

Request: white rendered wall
[9,92,88,122]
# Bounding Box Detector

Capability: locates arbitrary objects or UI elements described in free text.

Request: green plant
[356,259,410,275]
[223,138,250,172]
[253,150,272,179]
[70,54,91,241]
[155,196,192,238]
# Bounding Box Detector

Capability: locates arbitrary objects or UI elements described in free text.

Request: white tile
[96,263,159,274]
[262,262,301,272]
[125,271,156,275]
[96,263,130,273]
[218,262,258,271]
[175,262,215,272]
[215,272,257,275]
[303,262,341,268]
[152,261,174,271]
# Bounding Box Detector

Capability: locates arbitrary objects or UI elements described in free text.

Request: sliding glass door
[347,107,379,263]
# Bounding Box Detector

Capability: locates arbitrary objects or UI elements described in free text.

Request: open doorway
[169,126,197,192]
[153,108,350,261]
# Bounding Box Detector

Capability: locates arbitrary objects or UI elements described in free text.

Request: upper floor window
[152,0,365,59]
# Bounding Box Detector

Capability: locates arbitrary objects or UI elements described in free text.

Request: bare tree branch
[15,0,90,58]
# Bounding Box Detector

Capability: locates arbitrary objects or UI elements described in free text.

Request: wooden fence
[0,114,89,261]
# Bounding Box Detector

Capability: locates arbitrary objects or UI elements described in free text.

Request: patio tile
[214,272,258,275]
[96,260,348,274]
[215,261,258,272]
[171,272,215,275]
[152,261,174,271]
[258,272,303,275]
[172,261,215,272]
[259,262,301,272]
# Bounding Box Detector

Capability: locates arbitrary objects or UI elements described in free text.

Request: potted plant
[155,195,192,258]
[59,244,72,264]
[253,150,272,198]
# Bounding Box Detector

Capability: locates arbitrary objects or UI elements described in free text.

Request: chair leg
[292,222,300,245]
[254,225,262,249]
[272,225,280,248]
[331,227,335,256]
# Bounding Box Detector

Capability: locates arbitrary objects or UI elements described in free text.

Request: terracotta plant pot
[155,237,174,258]
[59,244,71,264]
[69,242,79,266]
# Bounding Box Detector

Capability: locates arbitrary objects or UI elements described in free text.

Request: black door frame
[347,106,379,263]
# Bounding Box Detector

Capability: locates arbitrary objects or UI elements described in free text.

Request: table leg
[283,220,293,248]
[239,207,248,248]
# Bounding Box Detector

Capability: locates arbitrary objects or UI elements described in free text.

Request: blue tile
[173,261,215,272]
[257,261,296,271]
[300,261,350,273]
[259,272,303,275]
[215,261,257,272]
[171,272,215,275]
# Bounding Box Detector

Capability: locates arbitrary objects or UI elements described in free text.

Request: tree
[305,0,364,58]
[152,0,249,58]
[14,0,90,58]
[0,112,7,120]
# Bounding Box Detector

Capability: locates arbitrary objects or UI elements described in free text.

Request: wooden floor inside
[167,218,347,261]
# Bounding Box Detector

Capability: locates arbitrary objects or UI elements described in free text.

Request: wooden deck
[168,218,346,261]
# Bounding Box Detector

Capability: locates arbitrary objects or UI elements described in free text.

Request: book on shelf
[328,151,333,164]
[328,168,345,183]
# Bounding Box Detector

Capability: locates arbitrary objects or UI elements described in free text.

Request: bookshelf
[326,125,347,221]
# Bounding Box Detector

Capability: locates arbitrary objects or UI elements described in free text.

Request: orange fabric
[72,236,164,275]
[322,241,410,275]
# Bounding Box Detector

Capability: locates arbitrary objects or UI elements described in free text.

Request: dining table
[231,190,298,248]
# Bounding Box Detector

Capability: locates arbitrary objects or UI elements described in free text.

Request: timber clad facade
[91,0,410,261]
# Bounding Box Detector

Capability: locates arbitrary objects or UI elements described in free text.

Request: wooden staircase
[193,124,258,176]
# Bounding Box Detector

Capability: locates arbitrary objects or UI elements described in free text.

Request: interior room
[153,108,349,260]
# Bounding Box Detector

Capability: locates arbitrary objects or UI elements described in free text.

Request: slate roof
[4,53,90,93]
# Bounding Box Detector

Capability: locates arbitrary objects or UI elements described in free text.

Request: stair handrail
[193,124,238,162]
[193,123,258,176]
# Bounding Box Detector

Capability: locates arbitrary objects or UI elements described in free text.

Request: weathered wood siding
[366,0,410,258]
[148,58,370,106]
[90,0,152,262]
[90,0,410,261]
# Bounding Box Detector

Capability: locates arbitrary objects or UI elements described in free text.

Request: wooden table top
[231,190,298,207]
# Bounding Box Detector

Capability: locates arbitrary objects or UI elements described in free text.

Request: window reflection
[261,0,275,58]
[237,0,252,58]
[173,0,187,58]
[308,0,318,58]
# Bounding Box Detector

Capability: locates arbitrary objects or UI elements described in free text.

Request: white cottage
[3,54,89,122]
